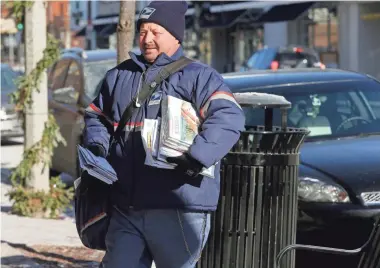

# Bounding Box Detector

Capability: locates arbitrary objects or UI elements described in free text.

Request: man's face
[139,22,180,63]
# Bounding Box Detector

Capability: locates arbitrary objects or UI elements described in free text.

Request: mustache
[143,45,157,49]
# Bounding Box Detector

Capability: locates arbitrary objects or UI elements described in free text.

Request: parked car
[241,46,326,71]
[225,68,380,268]
[48,47,141,178]
[1,63,24,140]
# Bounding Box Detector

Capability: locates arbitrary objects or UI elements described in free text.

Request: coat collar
[129,46,184,71]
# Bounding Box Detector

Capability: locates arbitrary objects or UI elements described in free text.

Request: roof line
[234,79,364,91]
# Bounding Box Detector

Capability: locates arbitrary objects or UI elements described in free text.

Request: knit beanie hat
[137,0,188,43]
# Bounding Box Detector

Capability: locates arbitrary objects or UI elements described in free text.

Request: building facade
[68,1,380,80]
[261,1,380,80]
[70,0,149,50]
[1,1,71,68]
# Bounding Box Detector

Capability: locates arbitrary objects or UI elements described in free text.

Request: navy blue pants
[101,206,211,268]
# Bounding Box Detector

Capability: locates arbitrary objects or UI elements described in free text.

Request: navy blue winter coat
[83,46,245,211]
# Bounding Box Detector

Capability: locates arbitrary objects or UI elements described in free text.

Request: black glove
[166,153,204,177]
[88,144,106,158]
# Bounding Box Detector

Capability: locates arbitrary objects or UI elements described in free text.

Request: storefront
[184,1,315,73]
[259,1,380,79]
[263,2,339,67]
[339,2,380,80]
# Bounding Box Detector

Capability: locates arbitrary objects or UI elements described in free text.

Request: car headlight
[298,176,350,203]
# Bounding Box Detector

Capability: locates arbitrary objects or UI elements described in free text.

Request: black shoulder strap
[114,56,193,136]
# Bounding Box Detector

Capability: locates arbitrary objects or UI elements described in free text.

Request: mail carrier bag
[74,171,112,250]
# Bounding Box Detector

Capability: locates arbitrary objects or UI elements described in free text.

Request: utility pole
[24,1,49,191]
[117,0,136,64]
[86,0,93,50]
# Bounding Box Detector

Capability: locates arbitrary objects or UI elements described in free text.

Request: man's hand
[166,153,204,177]
[88,145,106,158]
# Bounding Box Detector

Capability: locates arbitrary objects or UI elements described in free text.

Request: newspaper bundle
[142,96,215,178]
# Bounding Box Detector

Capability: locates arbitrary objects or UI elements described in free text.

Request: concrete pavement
[1,138,156,267]
[1,137,82,266]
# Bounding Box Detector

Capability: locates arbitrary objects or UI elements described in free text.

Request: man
[83,1,245,267]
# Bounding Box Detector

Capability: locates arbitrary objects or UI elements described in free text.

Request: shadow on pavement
[1,168,13,186]
[1,138,23,146]
[1,256,40,267]
[1,206,12,213]
[1,241,100,267]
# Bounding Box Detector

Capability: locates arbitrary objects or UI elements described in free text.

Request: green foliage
[10,34,61,117]
[6,177,74,219]
[10,114,66,186]
[6,1,33,23]
[6,1,73,219]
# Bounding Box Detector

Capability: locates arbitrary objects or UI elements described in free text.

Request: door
[50,59,82,176]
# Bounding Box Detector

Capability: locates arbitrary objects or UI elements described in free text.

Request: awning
[75,24,110,37]
[74,12,136,37]
[199,9,251,28]
[254,1,314,23]
[99,24,117,37]
[189,0,314,28]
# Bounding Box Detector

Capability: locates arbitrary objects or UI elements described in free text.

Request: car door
[61,59,84,176]
[50,59,83,176]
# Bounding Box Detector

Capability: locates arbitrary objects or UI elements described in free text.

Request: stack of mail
[160,96,201,152]
[141,118,175,169]
[77,145,118,184]
[141,96,215,178]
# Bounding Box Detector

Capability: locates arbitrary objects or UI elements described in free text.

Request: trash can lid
[233,92,291,109]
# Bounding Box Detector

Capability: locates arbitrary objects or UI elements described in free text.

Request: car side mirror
[52,87,79,105]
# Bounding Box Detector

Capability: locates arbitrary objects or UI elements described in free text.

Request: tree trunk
[117,0,136,64]
[24,1,49,191]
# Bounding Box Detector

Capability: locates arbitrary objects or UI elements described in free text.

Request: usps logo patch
[148,91,162,106]
[139,7,156,19]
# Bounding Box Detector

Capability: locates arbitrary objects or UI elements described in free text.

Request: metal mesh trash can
[197,93,310,268]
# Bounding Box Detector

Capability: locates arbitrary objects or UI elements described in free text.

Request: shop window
[307,4,338,51]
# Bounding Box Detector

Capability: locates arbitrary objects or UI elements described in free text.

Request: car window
[245,48,277,70]
[237,80,380,140]
[64,61,81,92]
[361,90,380,118]
[83,60,117,102]
[275,52,319,69]
[50,60,70,90]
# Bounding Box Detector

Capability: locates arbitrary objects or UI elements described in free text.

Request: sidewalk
[0,141,155,267]
[1,171,94,267]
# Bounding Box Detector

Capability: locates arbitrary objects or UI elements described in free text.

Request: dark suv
[241,46,325,71]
